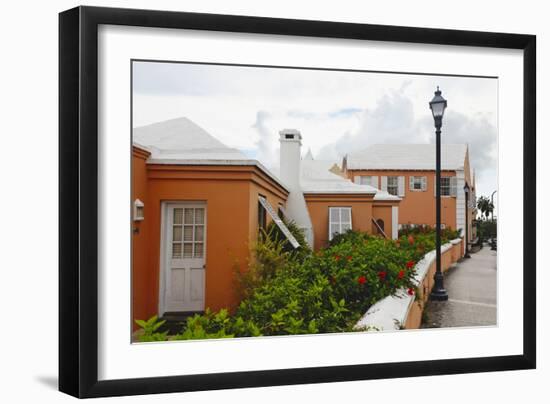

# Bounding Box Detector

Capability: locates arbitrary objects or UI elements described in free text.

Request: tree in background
[476,195,497,243]
[476,195,494,221]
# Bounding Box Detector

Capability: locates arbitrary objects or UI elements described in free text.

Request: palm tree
[476,196,494,220]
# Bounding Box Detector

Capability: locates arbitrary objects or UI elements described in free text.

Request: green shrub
[172,309,262,340]
[263,219,311,261]
[235,226,292,299]
[399,224,461,241]
[476,219,496,242]
[134,315,169,342]
[328,229,369,247]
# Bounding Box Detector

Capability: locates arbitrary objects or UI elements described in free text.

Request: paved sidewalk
[421,245,497,328]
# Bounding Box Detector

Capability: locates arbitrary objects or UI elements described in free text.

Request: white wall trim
[391,206,399,240]
[158,201,168,317]
[455,169,466,253]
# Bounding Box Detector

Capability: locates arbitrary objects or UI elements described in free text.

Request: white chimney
[279,129,314,247]
[279,129,302,188]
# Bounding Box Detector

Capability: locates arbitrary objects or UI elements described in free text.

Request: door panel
[190,267,205,302]
[163,203,206,312]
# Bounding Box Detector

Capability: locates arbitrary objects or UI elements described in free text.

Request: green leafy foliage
[235,226,291,300]
[171,309,262,340]
[476,219,496,242]
[134,315,169,342]
[263,219,311,261]
[398,224,461,241]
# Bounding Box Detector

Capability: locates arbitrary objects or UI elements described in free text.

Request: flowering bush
[399,224,461,241]
[136,229,447,341]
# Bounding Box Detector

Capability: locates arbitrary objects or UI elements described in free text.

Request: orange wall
[304,194,374,250]
[132,147,153,325]
[347,170,458,229]
[247,175,288,246]
[131,160,288,326]
[372,204,393,238]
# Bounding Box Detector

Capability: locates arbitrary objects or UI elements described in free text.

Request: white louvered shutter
[381,176,388,192]
[353,176,360,184]
[398,176,405,197]
[409,176,415,191]
[450,176,458,196]
[421,176,427,191]
[371,176,379,188]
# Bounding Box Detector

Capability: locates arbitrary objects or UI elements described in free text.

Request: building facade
[343,143,476,249]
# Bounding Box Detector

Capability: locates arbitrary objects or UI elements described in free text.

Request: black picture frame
[59,6,536,398]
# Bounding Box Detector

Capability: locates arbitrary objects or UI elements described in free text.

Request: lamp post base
[430,288,449,301]
[464,251,471,258]
[430,272,448,301]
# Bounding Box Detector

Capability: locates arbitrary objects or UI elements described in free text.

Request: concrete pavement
[421,245,497,328]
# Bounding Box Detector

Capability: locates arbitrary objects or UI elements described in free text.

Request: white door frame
[158,201,207,316]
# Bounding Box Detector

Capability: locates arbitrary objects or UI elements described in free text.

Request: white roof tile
[299,159,399,201]
[347,144,467,171]
[133,117,248,161]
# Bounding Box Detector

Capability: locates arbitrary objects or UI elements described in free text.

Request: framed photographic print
[59,6,536,398]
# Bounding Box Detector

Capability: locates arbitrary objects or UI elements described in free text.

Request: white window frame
[328,207,352,240]
[386,176,399,196]
[440,177,451,196]
[359,175,378,188]
[410,176,427,191]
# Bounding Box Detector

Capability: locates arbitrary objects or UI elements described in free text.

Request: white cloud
[132,61,498,198]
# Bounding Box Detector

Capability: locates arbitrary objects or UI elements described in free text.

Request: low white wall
[354,238,462,331]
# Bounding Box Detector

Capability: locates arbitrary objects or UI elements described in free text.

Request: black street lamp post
[463,183,472,258]
[429,87,449,301]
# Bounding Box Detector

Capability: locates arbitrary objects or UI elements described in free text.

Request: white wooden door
[163,203,206,312]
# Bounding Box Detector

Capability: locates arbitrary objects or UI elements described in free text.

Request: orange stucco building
[343,143,476,245]
[131,118,401,326]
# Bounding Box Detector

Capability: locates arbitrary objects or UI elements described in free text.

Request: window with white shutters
[359,175,378,188]
[328,207,352,240]
[387,176,399,195]
[410,176,427,191]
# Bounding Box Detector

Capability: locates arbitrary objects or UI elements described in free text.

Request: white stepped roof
[133,117,248,161]
[346,144,467,171]
[299,157,399,201]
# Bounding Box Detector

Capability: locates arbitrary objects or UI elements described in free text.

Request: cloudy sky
[132,61,498,199]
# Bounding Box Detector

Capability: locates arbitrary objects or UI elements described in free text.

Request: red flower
[395,240,401,248]
[408,235,415,245]
[378,271,387,280]
[406,260,415,269]
[347,255,353,262]
[357,276,366,285]
[334,255,341,261]
[398,270,405,279]
[407,287,415,296]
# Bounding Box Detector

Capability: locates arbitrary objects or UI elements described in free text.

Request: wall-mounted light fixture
[134,199,144,221]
